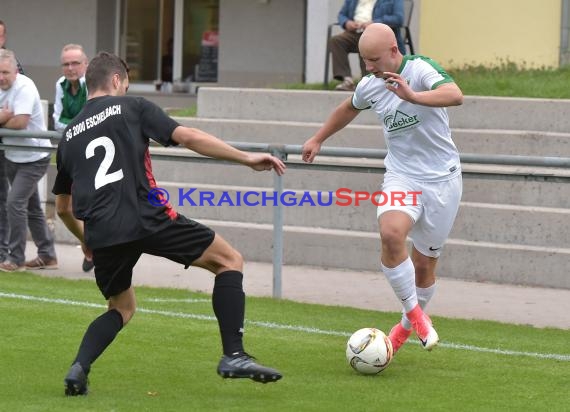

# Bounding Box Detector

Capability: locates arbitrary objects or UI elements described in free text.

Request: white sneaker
[335,77,355,91]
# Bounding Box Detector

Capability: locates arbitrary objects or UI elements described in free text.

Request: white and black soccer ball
[346,327,393,375]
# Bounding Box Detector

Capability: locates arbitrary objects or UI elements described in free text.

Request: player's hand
[245,153,286,175]
[81,242,93,260]
[382,72,415,102]
[302,137,321,163]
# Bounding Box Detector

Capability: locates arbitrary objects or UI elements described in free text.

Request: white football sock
[401,283,437,330]
[380,257,417,313]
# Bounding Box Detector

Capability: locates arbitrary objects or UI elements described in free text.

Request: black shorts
[92,215,215,299]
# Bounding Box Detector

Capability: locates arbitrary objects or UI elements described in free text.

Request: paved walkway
[24,241,570,329]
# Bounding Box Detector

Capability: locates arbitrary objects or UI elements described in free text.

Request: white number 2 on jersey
[86,136,125,190]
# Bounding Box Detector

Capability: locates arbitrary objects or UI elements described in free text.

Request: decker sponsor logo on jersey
[383,110,419,133]
[65,104,122,141]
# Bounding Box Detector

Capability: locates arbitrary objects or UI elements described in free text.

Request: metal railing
[2,129,569,297]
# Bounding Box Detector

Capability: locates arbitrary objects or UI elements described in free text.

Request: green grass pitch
[1,272,568,412]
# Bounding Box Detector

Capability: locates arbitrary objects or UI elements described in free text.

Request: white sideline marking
[1,291,569,362]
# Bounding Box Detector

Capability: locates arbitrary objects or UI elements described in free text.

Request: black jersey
[52,95,180,249]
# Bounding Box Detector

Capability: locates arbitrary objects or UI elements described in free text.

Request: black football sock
[212,270,245,356]
[73,309,124,374]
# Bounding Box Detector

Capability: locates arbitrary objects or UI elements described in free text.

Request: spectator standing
[53,44,88,132]
[53,43,93,271]
[0,20,24,261]
[0,49,58,272]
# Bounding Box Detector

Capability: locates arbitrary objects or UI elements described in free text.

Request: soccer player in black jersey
[53,52,285,396]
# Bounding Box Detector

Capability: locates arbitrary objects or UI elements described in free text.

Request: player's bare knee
[56,206,68,218]
[114,306,136,325]
[197,245,243,273]
[380,226,406,248]
[108,292,136,325]
[220,247,243,271]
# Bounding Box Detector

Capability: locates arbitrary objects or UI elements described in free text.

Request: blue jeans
[5,156,56,266]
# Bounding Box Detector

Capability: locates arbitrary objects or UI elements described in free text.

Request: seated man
[330,0,405,91]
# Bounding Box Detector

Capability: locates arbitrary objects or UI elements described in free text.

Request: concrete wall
[1,0,98,100]
[218,0,306,86]
[419,0,562,68]
[305,0,339,84]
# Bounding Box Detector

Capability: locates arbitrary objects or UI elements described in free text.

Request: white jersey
[0,73,50,163]
[352,55,461,181]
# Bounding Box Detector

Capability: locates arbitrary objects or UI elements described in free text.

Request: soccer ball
[346,327,393,375]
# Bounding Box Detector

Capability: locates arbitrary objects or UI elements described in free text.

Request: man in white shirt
[303,23,463,356]
[0,20,24,261]
[0,49,58,272]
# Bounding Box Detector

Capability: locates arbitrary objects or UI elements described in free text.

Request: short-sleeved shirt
[352,55,461,181]
[0,74,51,163]
[52,95,180,249]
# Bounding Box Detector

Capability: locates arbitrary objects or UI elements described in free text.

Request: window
[183,0,219,81]
[119,0,218,83]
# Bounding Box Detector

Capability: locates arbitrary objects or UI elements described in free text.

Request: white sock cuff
[417,283,437,302]
[380,256,414,277]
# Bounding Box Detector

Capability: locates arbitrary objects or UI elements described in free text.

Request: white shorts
[376,171,462,258]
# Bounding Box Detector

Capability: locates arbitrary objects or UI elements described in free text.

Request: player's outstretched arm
[302,97,359,163]
[171,126,286,175]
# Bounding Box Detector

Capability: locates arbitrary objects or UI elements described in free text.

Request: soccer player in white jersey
[302,23,463,354]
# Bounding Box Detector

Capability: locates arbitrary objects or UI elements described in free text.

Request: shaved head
[358,23,402,77]
[359,23,398,56]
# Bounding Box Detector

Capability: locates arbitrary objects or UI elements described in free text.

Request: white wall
[305,0,335,84]
[1,0,98,100]
[218,0,306,86]
[1,0,98,65]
